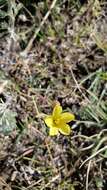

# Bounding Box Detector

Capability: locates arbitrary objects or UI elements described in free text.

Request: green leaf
[0,103,17,135]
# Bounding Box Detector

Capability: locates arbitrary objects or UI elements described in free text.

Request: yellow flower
[44,103,75,136]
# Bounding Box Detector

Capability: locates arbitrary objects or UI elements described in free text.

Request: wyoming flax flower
[44,103,75,136]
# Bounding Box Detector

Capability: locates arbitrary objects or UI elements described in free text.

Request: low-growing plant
[0,101,17,134]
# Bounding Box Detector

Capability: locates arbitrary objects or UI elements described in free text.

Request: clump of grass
[80,70,107,127]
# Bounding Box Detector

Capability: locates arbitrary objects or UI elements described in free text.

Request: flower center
[53,118,60,125]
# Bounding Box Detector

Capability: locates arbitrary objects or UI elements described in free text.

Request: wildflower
[44,103,75,136]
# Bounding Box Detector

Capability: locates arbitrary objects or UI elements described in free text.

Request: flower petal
[44,116,53,128]
[49,127,59,136]
[59,124,71,135]
[60,113,75,123]
[52,103,62,120]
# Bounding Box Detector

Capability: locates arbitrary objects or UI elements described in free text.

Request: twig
[71,134,97,140]
[75,120,102,127]
[21,0,57,57]
[93,136,107,153]
[86,160,91,190]
[97,129,107,139]
[70,69,90,102]
[80,143,94,151]
[26,179,44,189]
[41,174,60,190]
[80,145,107,168]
